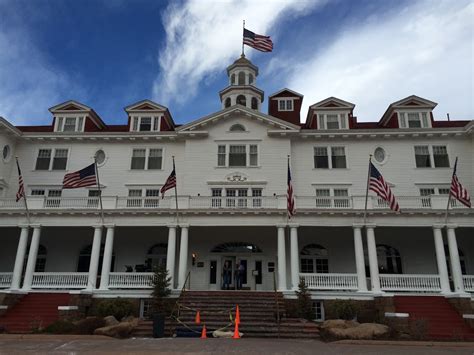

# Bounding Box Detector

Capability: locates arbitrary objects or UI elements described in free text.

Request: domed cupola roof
[226,54,259,76]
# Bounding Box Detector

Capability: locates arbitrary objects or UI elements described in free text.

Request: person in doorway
[237,261,245,290]
[234,262,240,290]
[222,261,231,290]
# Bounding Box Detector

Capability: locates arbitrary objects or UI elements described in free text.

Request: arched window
[211,242,262,253]
[249,73,254,85]
[238,72,245,85]
[24,244,47,272]
[444,245,467,275]
[300,244,328,273]
[231,74,236,85]
[236,95,246,106]
[377,244,402,274]
[251,97,258,110]
[224,97,231,108]
[77,244,115,273]
[230,124,245,132]
[146,243,168,270]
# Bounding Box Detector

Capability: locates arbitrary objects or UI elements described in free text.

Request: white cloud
[153,0,323,106]
[286,0,474,122]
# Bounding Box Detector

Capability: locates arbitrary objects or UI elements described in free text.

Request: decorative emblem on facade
[226,172,248,182]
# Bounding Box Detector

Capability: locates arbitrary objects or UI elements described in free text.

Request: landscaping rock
[212,330,243,338]
[103,316,119,327]
[320,319,359,330]
[94,322,133,338]
[121,316,139,327]
[326,322,389,340]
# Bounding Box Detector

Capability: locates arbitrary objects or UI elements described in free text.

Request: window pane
[414,146,431,167]
[408,113,421,128]
[127,189,142,207]
[63,117,76,132]
[131,149,146,169]
[36,149,51,170]
[326,114,339,129]
[339,114,347,129]
[140,117,152,131]
[31,189,45,196]
[249,145,258,166]
[77,117,84,131]
[145,189,160,207]
[316,259,329,273]
[420,188,435,196]
[399,112,407,128]
[229,145,246,166]
[421,112,429,127]
[300,258,314,273]
[286,100,293,110]
[217,145,226,166]
[153,117,159,131]
[334,189,348,197]
[318,114,325,129]
[279,100,285,110]
[148,148,162,169]
[438,188,450,195]
[433,145,449,167]
[316,189,330,207]
[314,147,329,168]
[331,147,346,168]
[129,189,142,197]
[57,117,64,131]
[132,117,138,131]
[52,149,68,170]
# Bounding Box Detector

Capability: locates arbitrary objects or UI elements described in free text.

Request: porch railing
[379,274,441,292]
[463,275,474,292]
[108,272,154,288]
[116,197,171,209]
[297,196,352,209]
[31,272,89,289]
[300,273,358,290]
[0,272,13,288]
[188,196,279,209]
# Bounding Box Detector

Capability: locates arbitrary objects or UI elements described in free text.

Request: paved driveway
[0,335,473,354]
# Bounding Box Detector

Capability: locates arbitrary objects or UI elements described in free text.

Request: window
[63,117,77,132]
[376,245,402,274]
[127,189,142,207]
[374,147,386,164]
[211,187,264,209]
[315,188,350,208]
[300,244,328,273]
[225,188,236,207]
[419,186,451,207]
[211,242,262,253]
[2,145,11,162]
[317,113,347,130]
[398,112,431,128]
[238,72,245,85]
[31,189,45,196]
[77,244,114,273]
[248,73,254,85]
[211,188,222,208]
[252,188,262,207]
[251,97,258,110]
[315,189,331,208]
[146,244,167,270]
[35,148,68,171]
[144,189,160,207]
[131,148,162,170]
[249,145,258,166]
[314,146,346,169]
[230,124,245,132]
[278,99,293,111]
[237,95,246,106]
[229,145,246,167]
[140,117,152,131]
[45,190,62,207]
[87,190,100,207]
[55,117,84,132]
[225,97,231,108]
[217,145,226,166]
[131,116,162,132]
[231,74,235,85]
[414,145,449,168]
[312,301,325,321]
[94,149,106,165]
[24,245,47,272]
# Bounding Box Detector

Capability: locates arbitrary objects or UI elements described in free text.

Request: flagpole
[444,156,457,226]
[242,20,245,56]
[16,157,30,224]
[363,155,372,226]
[93,156,105,225]
[172,156,179,225]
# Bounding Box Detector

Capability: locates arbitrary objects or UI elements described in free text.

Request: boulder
[320,319,359,330]
[212,330,243,338]
[94,322,133,338]
[121,316,139,327]
[103,316,119,327]
[326,322,389,340]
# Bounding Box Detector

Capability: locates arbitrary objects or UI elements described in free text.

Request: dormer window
[317,113,347,130]
[398,111,431,128]
[55,116,85,132]
[230,124,246,132]
[278,99,293,111]
[131,116,161,132]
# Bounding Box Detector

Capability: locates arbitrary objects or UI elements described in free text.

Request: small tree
[151,265,171,316]
[295,278,314,321]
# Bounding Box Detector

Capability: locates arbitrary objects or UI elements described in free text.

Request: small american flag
[161,161,176,198]
[450,157,471,208]
[16,158,25,202]
[243,28,273,52]
[62,164,97,189]
[369,161,400,212]
[287,160,295,218]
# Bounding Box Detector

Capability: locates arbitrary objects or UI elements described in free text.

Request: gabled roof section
[48,100,106,129]
[0,117,22,136]
[178,105,301,133]
[309,97,355,110]
[124,99,168,112]
[269,88,303,98]
[379,95,438,125]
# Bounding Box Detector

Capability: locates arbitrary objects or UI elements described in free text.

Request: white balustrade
[188,196,278,209]
[380,274,441,292]
[297,196,352,209]
[463,275,474,292]
[300,273,359,290]
[0,272,13,288]
[108,272,154,288]
[116,197,171,209]
[31,272,89,289]
[44,197,101,209]
[0,199,24,209]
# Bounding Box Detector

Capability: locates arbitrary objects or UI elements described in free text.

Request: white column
[353,225,368,292]
[166,225,177,289]
[433,226,450,294]
[366,225,381,293]
[22,225,41,290]
[277,225,287,291]
[290,225,299,290]
[99,225,115,290]
[178,225,189,289]
[87,226,102,290]
[447,226,465,293]
[10,226,29,290]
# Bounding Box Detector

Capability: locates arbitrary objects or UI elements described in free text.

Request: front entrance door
[222,257,236,289]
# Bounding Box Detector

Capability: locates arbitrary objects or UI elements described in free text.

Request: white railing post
[99,225,115,290]
[22,225,41,291]
[277,225,287,291]
[10,226,29,290]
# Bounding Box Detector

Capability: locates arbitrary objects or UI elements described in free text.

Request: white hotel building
[0,55,473,313]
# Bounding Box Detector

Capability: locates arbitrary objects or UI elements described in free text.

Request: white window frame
[397,111,432,128]
[313,145,347,169]
[130,115,163,132]
[277,98,294,111]
[314,186,351,208]
[413,144,450,168]
[316,112,348,130]
[34,148,70,171]
[130,147,164,170]
[209,187,265,208]
[216,143,259,168]
[54,116,85,132]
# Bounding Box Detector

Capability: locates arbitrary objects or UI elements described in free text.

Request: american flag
[287,160,295,218]
[62,163,97,189]
[243,28,273,52]
[450,157,471,208]
[369,161,400,212]
[15,158,25,202]
[161,161,176,198]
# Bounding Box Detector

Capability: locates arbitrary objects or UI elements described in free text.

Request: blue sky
[0,0,472,126]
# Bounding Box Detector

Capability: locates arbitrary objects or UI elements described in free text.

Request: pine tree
[151,264,172,315]
[295,278,314,321]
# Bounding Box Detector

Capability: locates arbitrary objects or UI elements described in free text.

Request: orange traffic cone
[232,322,240,339]
[195,310,201,324]
[235,305,240,325]
[201,324,207,339]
